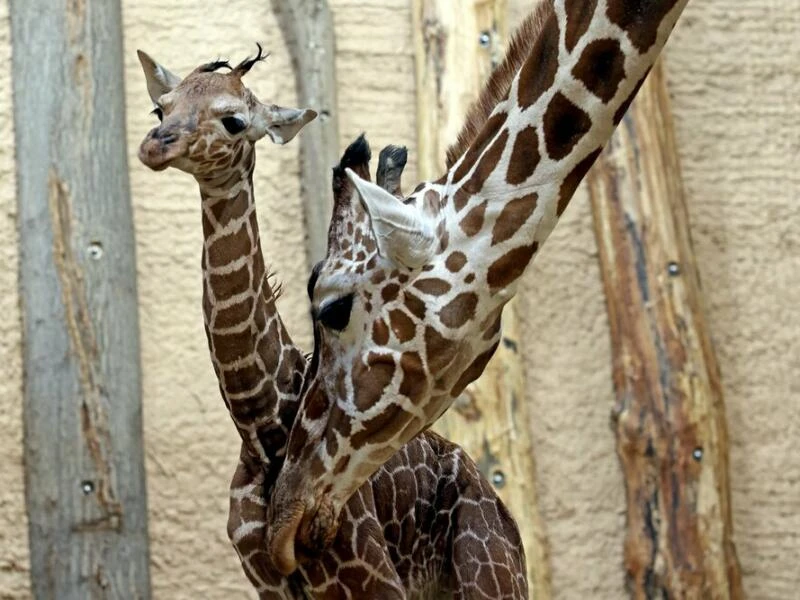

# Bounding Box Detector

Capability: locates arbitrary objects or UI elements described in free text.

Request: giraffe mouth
[138,133,187,171]
[268,497,340,575]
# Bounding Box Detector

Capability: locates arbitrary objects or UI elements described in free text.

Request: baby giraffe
[137,47,526,598]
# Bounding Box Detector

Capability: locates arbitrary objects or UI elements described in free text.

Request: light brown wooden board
[10,0,151,596]
[587,60,743,599]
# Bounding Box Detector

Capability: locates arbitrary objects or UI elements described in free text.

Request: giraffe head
[137,45,316,177]
[266,135,502,574]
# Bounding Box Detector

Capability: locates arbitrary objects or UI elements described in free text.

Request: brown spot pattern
[452,113,507,183]
[463,130,510,195]
[389,309,416,343]
[398,352,426,400]
[606,0,679,53]
[353,353,395,411]
[572,38,626,103]
[207,222,252,268]
[438,293,479,329]
[404,292,427,320]
[557,149,602,216]
[506,125,541,186]
[543,92,592,160]
[453,187,472,212]
[492,192,538,246]
[381,283,400,303]
[413,278,452,296]
[459,200,488,237]
[372,318,389,345]
[487,243,538,290]
[450,343,499,397]
[445,252,467,272]
[518,10,559,108]
[564,0,599,52]
[424,326,454,374]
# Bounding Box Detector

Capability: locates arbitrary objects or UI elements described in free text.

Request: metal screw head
[81,480,95,495]
[87,242,103,261]
[667,261,681,276]
[491,470,506,488]
[692,447,703,462]
[479,31,491,47]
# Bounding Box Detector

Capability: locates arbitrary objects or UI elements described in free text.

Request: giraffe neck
[198,145,305,467]
[430,0,688,307]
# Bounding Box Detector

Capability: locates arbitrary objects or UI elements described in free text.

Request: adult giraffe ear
[345,168,437,270]
[250,104,317,144]
[137,50,182,104]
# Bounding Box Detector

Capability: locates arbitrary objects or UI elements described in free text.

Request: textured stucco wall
[0,0,797,598]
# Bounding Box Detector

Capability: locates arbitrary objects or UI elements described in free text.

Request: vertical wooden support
[412,2,551,597]
[270,0,340,267]
[586,61,743,599]
[10,0,151,597]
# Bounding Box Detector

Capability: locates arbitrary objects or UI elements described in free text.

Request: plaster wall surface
[0,0,796,598]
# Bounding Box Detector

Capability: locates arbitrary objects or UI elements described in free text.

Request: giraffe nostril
[160,132,178,145]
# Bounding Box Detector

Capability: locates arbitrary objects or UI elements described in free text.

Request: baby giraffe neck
[198,146,305,467]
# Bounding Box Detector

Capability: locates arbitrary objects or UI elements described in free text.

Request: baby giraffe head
[137,45,316,178]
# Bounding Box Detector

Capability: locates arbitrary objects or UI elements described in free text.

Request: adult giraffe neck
[198,145,305,468]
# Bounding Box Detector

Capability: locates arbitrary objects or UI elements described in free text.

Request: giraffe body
[136,49,527,599]
[267,0,693,572]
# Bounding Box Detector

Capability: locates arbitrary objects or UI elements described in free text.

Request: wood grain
[587,60,743,599]
[412,1,551,596]
[10,0,151,596]
[270,0,340,267]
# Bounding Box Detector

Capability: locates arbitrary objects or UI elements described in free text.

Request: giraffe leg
[449,456,528,600]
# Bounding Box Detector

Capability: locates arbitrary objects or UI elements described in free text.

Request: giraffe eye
[317,294,353,332]
[151,107,163,122]
[222,116,247,135]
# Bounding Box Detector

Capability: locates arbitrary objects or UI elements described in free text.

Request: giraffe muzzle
[138,127,188,171]
[268,495,341,576]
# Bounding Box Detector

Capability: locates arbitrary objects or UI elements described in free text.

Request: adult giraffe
[137,49,527,598]
[267,0,693,575]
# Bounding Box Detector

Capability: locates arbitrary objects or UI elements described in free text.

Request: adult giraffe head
[138,45,316,178]
[267,0,691,573]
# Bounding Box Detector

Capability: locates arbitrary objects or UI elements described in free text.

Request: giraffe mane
[196,59,232,73]
[445,0,553,168]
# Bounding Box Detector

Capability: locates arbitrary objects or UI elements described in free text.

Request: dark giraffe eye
[222,116,247,135]
[317,294,353,332]
[151,107,163,121]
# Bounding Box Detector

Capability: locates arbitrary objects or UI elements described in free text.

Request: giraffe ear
[251,104,317,144]
[345,168,437,270]
[137,50,181,104]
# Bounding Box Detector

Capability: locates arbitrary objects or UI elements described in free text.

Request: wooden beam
[270,0,340,268]
[412,2,551,597]
[586,60,743,599]
[10,0,151,597]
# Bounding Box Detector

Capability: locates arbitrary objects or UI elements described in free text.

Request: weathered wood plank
[412,1,551,596]
[10,0,151,597]
[270,0,339,267]
[586,60,743,599]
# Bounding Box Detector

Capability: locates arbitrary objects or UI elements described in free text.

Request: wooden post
[412,2,551,596]
[586,61,743,599]
[10,0,151,597]
[270,0,340,267]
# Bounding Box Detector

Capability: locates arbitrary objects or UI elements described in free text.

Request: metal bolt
[491,470,506,488]
[87,242,104,261]
[319,109,331,122]
[479,31,491,47]
[81,480,95,495]
[692,447,703,462]
[667,261,680,276]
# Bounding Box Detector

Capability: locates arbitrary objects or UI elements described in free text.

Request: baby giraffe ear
[251,104,317,144]
[137,50,182,104]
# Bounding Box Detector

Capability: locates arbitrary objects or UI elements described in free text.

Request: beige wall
[1,0,797,598]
